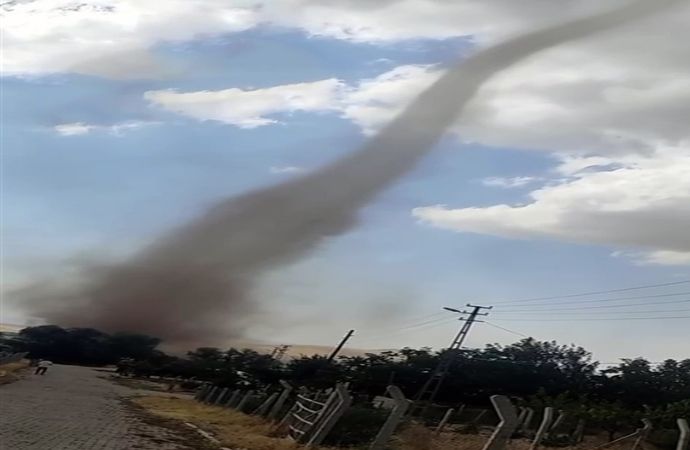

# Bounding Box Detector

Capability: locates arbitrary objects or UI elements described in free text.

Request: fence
[192,381,689,450]
[285,383,352,446]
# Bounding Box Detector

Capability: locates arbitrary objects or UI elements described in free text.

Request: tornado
[15,1,682,345]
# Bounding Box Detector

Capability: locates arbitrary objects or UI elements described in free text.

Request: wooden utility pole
[327,329,355,362]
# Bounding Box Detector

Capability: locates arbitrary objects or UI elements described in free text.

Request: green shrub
[323,406,389,447]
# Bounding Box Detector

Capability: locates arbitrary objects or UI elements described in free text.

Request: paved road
[0,365,201,449]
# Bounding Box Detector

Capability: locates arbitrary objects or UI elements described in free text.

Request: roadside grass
[133,396,488,450]
[133,396,654,450]
[0,359,30,385]
[111,376,171,392]
[134,396,321,450]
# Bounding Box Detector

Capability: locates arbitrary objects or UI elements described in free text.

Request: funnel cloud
[14,1,680,345]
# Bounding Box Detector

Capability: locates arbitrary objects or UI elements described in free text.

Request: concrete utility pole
[327,330,355,362]
[270,344,291,361]
[413,304,492,411]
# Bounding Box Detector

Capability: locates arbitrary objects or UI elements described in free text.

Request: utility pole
[270,345,291,361]
[327,329,355,362]
[412,304,492,412]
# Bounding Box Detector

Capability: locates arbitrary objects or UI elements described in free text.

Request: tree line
[2,324,688,432]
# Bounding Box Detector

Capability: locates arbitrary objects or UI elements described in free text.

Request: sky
[1,0,689,363]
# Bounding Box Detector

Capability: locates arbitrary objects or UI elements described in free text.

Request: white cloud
[336,60,690,158]
[9,1,690,266]
[53,121,157,136]
[7,1,687,79]
[481,176,539,189]
[258,0,601,44]
[2,0,257,78]
[413,146,690,264]
[341,65,438,135]
[613,250,690,267]
[144,79,343,128]
[635,251,690,267]
[54,122,96,136]
[269,166,307,175]
[0,0,593,79]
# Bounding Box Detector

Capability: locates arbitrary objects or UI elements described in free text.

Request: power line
[395,314,453,330]
[493,298,690,313]
[493,291,690,308]
[357,312,451,338]
[484,321,529,338]
[391,311,448,327]
[492,315,690,322]
[491,308,690,316]
[357,317,458,341]
[488,280,690,305]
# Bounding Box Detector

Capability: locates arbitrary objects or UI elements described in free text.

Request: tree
[109,333,160,360]
[16,325,162,366]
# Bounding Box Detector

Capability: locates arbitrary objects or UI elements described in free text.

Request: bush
[323,406,389,447]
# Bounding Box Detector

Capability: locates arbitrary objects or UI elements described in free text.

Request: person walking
[34,359,53,375]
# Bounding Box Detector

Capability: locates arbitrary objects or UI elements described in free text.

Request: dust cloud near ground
[12,1,681,346]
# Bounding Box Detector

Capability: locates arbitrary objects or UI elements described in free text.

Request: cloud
[7,1,687,79]
[336,62,690,158]
[53,122,96,136]
[269,166,307,175]
[0,0,604,79]
[481,176,539,189]
[634,250,690,266]
[2,0,257,78]
[53,121,157,136]
[138,36,689,267]
[340,65,439,135]
[612,250,690,267]
[258,0,597,44]
[142,66,432,130]
[144,79,344,128]
[413,146,690,264]
[10,1,689,266]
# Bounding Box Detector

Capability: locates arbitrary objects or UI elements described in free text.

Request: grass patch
[133,397,648,450]
[110,376,171,392]
[0,359,30,385]
[134,396,327,450]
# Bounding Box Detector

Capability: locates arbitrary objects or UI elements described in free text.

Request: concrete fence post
[194,383,210,401]
[203,386,218,404]
[369,386,412,450]
[677,419,689,450]
[435,408,455,435]
[521,408,535,434]
[268,380,293,421]
[570,419,586,445]
[202,385,216,403]
[473,409,488,423]
[549,410,567,435]
[481,395,520,450]
[530,407,555,450]
[517,408,528,428]
[254,392,279,417]
[225,389,242,408]
[631,419,653,450]
[214,387,229,406]
[237,390,254,412]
